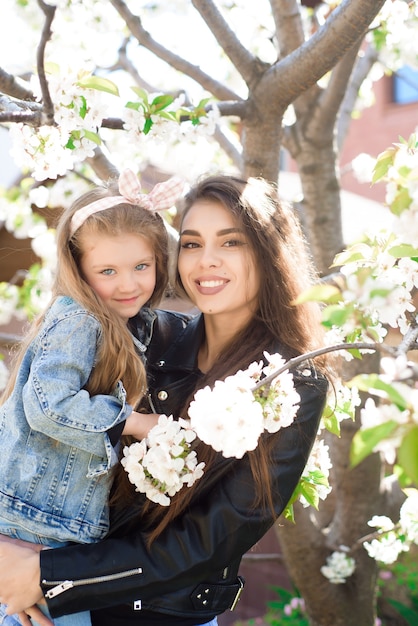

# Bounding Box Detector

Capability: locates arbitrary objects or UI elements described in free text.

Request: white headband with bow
[70,169,185,236]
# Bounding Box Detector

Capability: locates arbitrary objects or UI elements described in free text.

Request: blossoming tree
[1,1,418,625]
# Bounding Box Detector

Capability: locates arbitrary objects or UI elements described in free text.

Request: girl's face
[178,200,260,324]
[80,232,156,322]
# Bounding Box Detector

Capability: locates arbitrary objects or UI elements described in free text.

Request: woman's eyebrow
[180,227,243,236]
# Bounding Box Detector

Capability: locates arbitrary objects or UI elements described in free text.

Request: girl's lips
[116,296,140,304]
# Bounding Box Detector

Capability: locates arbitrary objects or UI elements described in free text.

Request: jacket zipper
[148,393,157,413]
[42,567,142,598]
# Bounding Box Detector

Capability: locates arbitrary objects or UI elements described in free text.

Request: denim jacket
[0,296,146,545]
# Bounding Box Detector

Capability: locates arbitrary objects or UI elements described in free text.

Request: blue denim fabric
[0,602,91,626]
[0,296,135,545]
[200,620,218,626]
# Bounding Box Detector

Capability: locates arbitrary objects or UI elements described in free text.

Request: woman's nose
[199,245,221,267]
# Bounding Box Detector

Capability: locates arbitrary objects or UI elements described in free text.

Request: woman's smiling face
[178,199,260,325]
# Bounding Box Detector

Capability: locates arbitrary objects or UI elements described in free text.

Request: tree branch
[112,38,160,94]
[36,0,56,125]
[109,0,242,102]
[0,68,35,102]
[337,43,379,151]
[191,0,267,89]
[213,125,243,171]
[86,147,120,182]
[260,0,386,108]
[215,100,249,118]
[305,38,363,145]
[271,0,305,58]
[0,110,43,125]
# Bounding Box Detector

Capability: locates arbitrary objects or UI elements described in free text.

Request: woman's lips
[195,278,228,294]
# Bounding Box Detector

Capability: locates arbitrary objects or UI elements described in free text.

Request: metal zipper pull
[44,581,74,598]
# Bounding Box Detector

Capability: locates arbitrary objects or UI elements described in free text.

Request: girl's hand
[18,608,54,626]
[0,539,43,615]
[122,411,160,439]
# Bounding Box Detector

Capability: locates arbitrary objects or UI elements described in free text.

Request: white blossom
[363,533,407,564]
[188,373,265,459]
[0,284,20,325]
[320,551,356,584]
[188,353,299,459]
[368,515,395,532]
[360,398,407,464]
[122,355,301,503]
[399,489,418,544]
[31,230,57,268]
[300,438,332,505]
[121,415,205,506]
[0,359,9,392]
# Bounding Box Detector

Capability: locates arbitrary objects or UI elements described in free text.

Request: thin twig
[252,342,384,391]
[36,0,56,125]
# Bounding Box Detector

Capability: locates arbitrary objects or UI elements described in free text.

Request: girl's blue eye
[135,263,148,271]
[102,268,115,275]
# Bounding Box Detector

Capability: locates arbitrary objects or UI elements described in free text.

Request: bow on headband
[70,169,185,236]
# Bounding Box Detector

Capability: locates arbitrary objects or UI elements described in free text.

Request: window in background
[393,65,418,104]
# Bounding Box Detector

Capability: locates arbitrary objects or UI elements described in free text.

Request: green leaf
[77,76,119,97]
[79,95,87,120]
[125,101,141,112]
[283,502,295,523]
[143,117,153,135]
[293,284,341,305]
[322,411,341,437]
[371,147,397,184]
[388,599,418,625]
[82,130,101,146]
[321,304,351,327]
[130,86,150,102]
[350,420,398,468]
[388,244,418,258]
[391,188,412,215]
[66,136,76,150]
[298,481,319,509]
[44,61,60,75]
[332,245,370,266]
[150,94,174,112]
[398,426,418,484]
[348,374,409,410]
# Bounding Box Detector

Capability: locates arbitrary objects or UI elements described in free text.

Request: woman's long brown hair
[114,174,331,544]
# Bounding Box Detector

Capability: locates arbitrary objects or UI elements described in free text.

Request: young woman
[0,175,330,626]
[0,169,183,626]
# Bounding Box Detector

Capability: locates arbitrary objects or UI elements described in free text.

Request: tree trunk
[275,355,385,626]
[295,143,344,275]
[241,107,284,182]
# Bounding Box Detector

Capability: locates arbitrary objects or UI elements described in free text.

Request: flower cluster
[363,489,418,564]
[122,352,300,503]
[188,352,300,459]
[320,549,356,584]
[0,358,9,393]
[121,414,204,506]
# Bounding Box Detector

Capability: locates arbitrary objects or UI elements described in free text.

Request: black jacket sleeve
[40,372,328,618]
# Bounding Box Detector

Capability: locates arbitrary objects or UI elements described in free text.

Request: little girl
[0,169,184,626]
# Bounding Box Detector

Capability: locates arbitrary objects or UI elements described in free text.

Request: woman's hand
[0,537,44,615]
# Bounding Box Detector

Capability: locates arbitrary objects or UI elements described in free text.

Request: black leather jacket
[40,309,328,624]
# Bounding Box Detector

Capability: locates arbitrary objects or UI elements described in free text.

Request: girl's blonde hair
[2,179,169,408]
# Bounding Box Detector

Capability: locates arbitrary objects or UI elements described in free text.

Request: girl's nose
[119,272,137,292]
